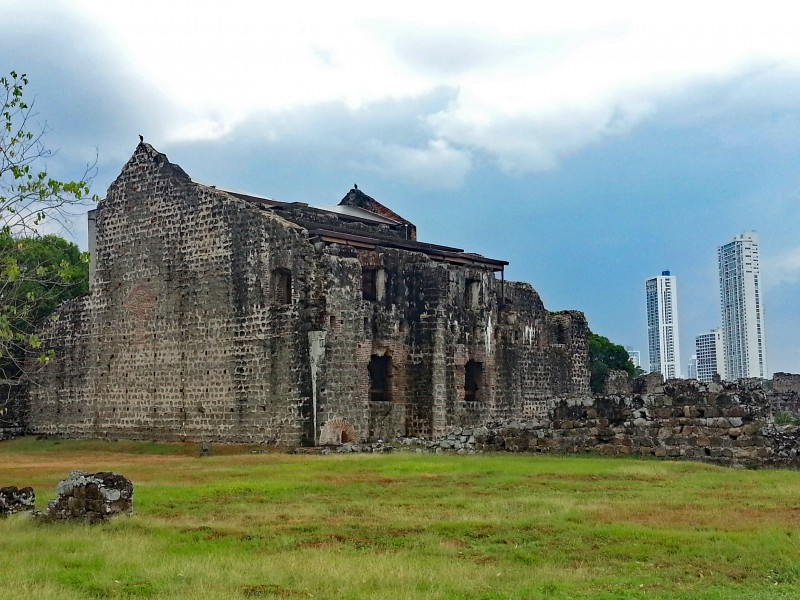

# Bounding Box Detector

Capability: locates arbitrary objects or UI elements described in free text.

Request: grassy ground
[1,439,799,599]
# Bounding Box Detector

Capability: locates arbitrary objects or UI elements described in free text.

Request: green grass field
[1,438,799,599]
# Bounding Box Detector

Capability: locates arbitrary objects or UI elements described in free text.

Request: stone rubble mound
[0,486,36,515]
[40,470,133,522]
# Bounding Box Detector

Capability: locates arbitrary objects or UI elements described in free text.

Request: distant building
[626,347,641,369]
[695,329,726,382]
[718,233,767,379]
[646,270,681,379]
[687,355,698,380]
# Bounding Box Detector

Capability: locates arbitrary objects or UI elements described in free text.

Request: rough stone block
[42,471,133,522]
[0,486,35,515]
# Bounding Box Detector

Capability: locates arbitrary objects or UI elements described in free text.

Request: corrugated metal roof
[314,204,401,225]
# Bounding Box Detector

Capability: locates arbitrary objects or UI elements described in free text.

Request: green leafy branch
[1,71,98,235]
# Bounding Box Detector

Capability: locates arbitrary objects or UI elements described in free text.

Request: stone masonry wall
[312,245,589,443]
[28,144,321,444]
[772,372,800,393]
[412,376,800,468]
[0,379,26,440]
[768,373,800,418]
[26,143,590,446]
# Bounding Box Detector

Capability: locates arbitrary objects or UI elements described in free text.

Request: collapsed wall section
[421,376,800,468]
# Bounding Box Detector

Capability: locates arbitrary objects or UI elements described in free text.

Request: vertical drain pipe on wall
[87,209,97,290]
[308,330,327,446]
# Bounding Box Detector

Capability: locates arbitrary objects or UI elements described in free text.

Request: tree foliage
[2,71,95,234]
[0,232,89,378]
[588,332,643,393]
[1,71,96,381]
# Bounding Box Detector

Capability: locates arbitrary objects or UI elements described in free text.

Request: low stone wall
[406,377,800,468]
[772,372,800,394]
[768,373,800,419]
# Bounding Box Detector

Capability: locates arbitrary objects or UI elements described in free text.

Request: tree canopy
[0,231,89,378]
[588,332,643,393]
[1,71,96,381]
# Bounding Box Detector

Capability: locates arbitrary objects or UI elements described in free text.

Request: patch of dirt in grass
[594,504,800,531]
[296,539,338,550]
[1,453,189,470]
[469,553,499,565]
[297,533,362,549]
[241,583,309,597]
[376,477,403,485]
[726,568,752,581]
[732,506,800,526]
[177,524,249,541]
[385,527,420,537]
[531,472,669,484]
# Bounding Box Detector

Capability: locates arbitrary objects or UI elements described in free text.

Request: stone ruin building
[24,143,590,446]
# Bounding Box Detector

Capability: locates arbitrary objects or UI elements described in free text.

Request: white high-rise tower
[646,271,681,379]
[695,329,726,382]
[718,233,767,379]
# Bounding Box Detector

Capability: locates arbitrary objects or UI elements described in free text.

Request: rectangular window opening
[465,278,480,309]
[273,269,292,304]
[368,355,392,402]
[464,360,483,403]
[362,267,385,302]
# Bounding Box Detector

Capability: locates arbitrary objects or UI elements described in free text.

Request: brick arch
[319,417,358,446]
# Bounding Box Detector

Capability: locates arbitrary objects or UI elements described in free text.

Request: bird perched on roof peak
[354,183,358,190]
[139,134,144,143]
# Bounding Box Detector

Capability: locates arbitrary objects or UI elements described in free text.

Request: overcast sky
[3,0,799,375]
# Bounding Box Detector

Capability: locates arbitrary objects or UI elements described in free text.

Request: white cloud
[764,247,800,289]
[69,0,800,179]
[358,139,472,189]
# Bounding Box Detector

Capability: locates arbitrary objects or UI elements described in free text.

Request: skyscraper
[695,329,726,382]
[626,347,641,369]
[687,354,698,380]
[718,233,767,379]
[646,270,681,379]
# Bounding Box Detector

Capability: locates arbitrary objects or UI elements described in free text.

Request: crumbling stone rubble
[0,486,35,515]
[768,425,800,463]
[39,471,133,522]
[398,376,800,468]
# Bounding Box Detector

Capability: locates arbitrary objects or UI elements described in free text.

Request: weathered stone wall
[768,373,800,418]
[0,379,26,440]
[771,372,800,394]
[408,376,800,468]
[283,242,589,443]
[28,145,320,444]
[27,143,590,445]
